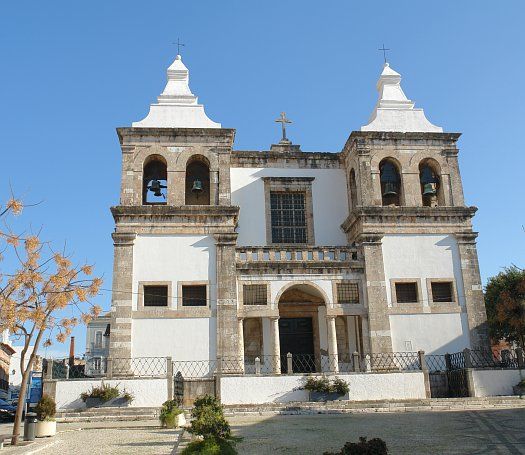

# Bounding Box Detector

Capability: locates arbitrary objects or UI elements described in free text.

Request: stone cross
[378,44,390,63]
[275,112,292,143]
[174,38,185,55]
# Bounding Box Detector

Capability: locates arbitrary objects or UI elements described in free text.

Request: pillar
[109,232,135,365]
[326,315,339,373]
[215,233,241,373]
[456,233,490,350]
[237,318,245,373]
[270,316,281,374]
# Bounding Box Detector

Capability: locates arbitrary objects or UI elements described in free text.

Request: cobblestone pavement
[230,409,525,454]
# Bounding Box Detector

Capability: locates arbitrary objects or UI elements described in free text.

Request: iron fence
[469,349,519,369]
[172,360,217,378]
[367,352,421,371]
[425,354,448,373]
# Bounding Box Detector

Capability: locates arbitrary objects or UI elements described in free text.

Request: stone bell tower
[341,63,489,353]
[109,54,240,364]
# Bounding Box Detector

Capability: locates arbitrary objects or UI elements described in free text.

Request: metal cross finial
[173,38,185,55]
[275,112,292,142]
[378,44,390,63]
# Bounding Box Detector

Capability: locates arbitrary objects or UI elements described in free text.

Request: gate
[427,353,469,398]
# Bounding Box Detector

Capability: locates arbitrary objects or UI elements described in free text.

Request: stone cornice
[117,127,235,147]
[231,150,341,169]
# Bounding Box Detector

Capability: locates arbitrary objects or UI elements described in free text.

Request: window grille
[182,285,207,307]
[270,192,307,244]
[336,282,359,304]
[143,285,168,307]
[431,282,454,303]
[243,285,267,305]
[395,282,418,303]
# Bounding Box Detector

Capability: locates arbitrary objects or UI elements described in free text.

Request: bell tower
[109,54,240,366]
[341,63,488,353]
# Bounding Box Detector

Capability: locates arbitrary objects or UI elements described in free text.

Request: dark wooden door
[279,317,315,373]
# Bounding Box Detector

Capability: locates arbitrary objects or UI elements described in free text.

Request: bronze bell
[422,182,437,196]
[382,182,398,197]
[148,180,167,197]
[191,179,203,193]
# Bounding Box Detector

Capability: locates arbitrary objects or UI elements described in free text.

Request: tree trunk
[11,359,33,445]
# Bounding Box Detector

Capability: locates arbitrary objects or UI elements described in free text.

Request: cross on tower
[378,44,390,63]
[173,38,185,56]
[275,112,292,143]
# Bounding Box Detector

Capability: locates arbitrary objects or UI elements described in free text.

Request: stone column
[215,233,241,373]
[456,233,490,350]
[270,316,281,374]
[326,315,339,373]
[237,318,245,373]
[109,232,135,365]
[360,235,393,353]
[444,148,465,206]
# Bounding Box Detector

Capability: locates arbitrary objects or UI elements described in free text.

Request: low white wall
[470,369,522,397]
[54,378,168,410]
[220,372,426,405]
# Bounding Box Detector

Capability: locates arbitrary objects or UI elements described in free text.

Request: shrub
[35,394,56,421]
[80,383,120,403]
[182,438,237,455]
[304,376,349,395]
[122,390,135,403]
[324,437,388,455]
[159,398,183,429]
[517,379,525,388]
[189,395,231,441]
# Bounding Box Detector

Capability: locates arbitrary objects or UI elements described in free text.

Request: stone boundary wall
[52,378,168,410]
[220,372,426,405]
[469,369,522,397]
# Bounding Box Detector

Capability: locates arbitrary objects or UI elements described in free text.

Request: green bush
[324,437,388,455]
[181,438,237,455]
[35,394,56,421]
[159,398,183,428]
[304,376,349,395]
[80,383,120,403]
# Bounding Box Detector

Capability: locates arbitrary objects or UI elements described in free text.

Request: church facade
[108,54,489,374]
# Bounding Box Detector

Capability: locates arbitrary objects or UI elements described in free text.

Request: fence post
[463,348,475,397]
[254,357,261,375]
[418,350,431,398]
[106,357,113,379]
[463,348,472,368]
[352,352,360,372]
[516,348,524,370]
[65,364,70,380]
[166,356,173,401]
[286,353,293,375]
[365,354,371,373]
[215,355,222,401]
[45,359,53,380]
[445,353,451,371]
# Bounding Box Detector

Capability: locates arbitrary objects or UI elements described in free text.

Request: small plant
[159,398,183,429]
[332,378,350,395]
[80,383,120,403]
[35,395,56,421]
[304,376,349,395]
[122,390,134,403]
[324,437,388,455]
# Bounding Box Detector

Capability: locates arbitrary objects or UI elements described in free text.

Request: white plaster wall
[133,318,216,360]
[381,234,465,308]
[389,314,470,355]
[470,369,522,397]
[230,167,348,246]
[54,378,168,409]
[220,372,426,405]
[132,234,216,311]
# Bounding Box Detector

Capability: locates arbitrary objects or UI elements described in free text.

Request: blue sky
[1,1,523,356]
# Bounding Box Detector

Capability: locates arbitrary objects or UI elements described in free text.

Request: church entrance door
[279,317,315,373]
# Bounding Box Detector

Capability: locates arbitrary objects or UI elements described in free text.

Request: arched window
[379,159,401,206]
[142,155,167,205]
[349,169,358,211]
[185,155,210,205]
[419,160,441,207]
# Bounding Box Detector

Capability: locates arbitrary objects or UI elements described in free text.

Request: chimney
[69,336,75,367]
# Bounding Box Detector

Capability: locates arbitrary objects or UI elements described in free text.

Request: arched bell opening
[142,155,168,205]
[379,158,402,206]
[185,155,210,205]
[419,159,443,207]
[349,168,358,211]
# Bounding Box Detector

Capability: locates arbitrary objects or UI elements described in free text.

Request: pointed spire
[133,55,221,128]
[361,63,442,133]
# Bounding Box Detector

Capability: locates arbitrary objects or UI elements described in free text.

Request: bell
[422,182,437,196]
[147,180,167,197]
[382,181,397,197]
[191,179,203,193]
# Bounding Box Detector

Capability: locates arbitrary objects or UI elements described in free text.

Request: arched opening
[379,159,402,206]
[349,168,358,211]
[419,159,443,207]
[277,283,326,373]
[185,155,210,205]
[142,155,167,205]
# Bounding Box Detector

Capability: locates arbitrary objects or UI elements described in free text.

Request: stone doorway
[279,317,315,373]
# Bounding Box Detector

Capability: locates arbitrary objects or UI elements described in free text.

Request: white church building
[107,53,489,375]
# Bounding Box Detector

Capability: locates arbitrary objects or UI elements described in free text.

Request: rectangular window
[94,331,103,348]
[182,285,207,307]
[93,357,101,372]
[395,282,418,303]
[243,285,267,305]
[431,281,454,303]
[336,282,360,304]
[143,285,168,307]
[270,192,307,244]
